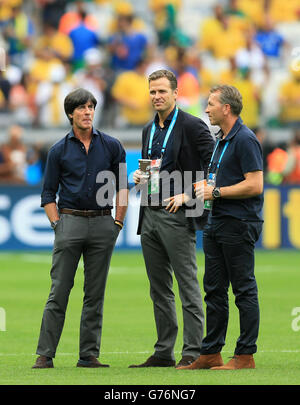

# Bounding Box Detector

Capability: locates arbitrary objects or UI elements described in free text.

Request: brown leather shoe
[177,353,223,370]
[129,355,175,368]
[211,354,255,370]
[76,356,110,368]
[32,355,54,369]
[175,355,197,368]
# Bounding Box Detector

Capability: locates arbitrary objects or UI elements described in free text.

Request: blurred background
[0,0,299,251]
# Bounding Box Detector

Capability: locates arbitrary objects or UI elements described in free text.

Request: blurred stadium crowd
[0,0,300,185]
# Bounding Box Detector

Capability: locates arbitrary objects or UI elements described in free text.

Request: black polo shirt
[149,107,176,173]
[209,117,263,221]
[147,107,177,204]
[41,128,127,210]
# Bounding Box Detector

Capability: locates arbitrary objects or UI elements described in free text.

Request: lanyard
[147,107,178,159]
[208,138,229,176]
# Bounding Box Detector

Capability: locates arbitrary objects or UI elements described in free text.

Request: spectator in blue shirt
[107,14,148,72]
[255,17,284,60]
[32,88,128,369]
[69,11,100,71]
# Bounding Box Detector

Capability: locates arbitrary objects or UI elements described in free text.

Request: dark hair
[64,88,97,124]
[210,84,243,116]
[148,69,178,91]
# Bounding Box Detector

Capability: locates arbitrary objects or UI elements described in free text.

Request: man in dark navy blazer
[129,69,215,368]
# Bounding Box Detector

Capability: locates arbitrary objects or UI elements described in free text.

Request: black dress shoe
[175,355,197,368]
[129,355,175,368]
[76,356,110,368]
[32,355,54,369]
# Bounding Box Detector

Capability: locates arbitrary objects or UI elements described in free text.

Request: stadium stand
[0,0,299,185]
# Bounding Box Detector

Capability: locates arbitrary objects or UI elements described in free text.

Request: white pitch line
[0,254,139,273]
[1,254,297,273]
[0,254,294,272]
[0,350,300,357]
[2,253,289,274]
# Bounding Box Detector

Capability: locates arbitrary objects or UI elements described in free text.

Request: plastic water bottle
[204,173,216,210]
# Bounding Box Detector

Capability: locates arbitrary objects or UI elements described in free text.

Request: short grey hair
[210,85,243,116]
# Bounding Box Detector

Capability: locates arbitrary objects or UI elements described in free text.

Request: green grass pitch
[0,249,299,386]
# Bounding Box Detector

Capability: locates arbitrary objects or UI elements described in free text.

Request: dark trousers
[36,214,119,359]
[200,217,263,355]
[141,207,204,361]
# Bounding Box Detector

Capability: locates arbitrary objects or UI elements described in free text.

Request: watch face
[213,188,221,198]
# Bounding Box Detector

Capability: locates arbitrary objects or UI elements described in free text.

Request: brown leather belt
[60,208,111,217]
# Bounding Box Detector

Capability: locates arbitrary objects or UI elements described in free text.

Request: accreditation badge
[148,159,161,195]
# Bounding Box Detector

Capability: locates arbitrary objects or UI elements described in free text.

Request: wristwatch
[212,187,221,199]
[114,220,123,230]
[50,220,59,229]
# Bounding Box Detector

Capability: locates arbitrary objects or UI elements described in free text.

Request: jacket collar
[154,105,176,127]
[144,107,183,159]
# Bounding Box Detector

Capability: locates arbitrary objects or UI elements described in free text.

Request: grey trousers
[141,207,204,361]
[36,213,119,358]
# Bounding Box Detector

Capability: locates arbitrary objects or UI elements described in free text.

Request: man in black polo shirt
[178,85,264,371]
[32,88,128,369]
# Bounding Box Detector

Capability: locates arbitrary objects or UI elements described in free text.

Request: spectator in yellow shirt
[233,68,261,130]
[219,57,239,85]
[149,0,181,36]
[26,46,66,115]
[35,22,74,63]
[268,0,300,23]
[107,1,146,35]
[198,5,223,53]
[28,47,64,84]
[212,17,245,60]
[236,0,266,27]
[279,67,300,127]
[224,0,253,34]
[111,58,152,127]
[0,0,18,24]
[199,5,245,60]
